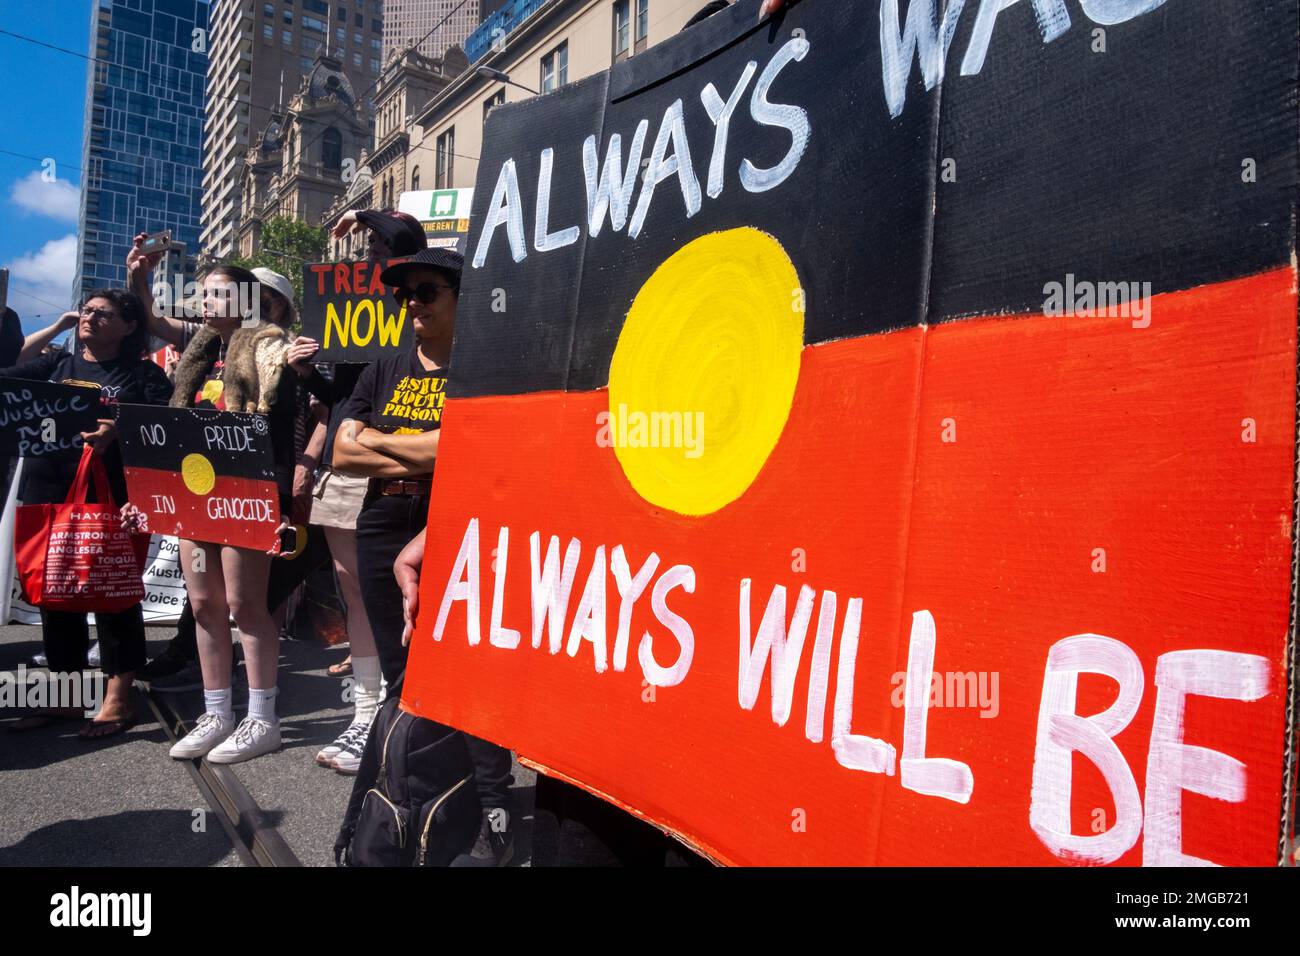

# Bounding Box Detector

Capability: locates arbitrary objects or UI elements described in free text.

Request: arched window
[322,127,342,174]
[410,166,419,191]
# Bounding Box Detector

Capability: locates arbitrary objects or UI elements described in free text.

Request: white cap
[251,267,297,324]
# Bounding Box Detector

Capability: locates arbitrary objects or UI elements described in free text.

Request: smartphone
[277,523,307,559]
[139,230,172,256]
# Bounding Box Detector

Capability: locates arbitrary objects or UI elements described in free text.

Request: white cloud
[4,234,79,329]
[8,170,81,223]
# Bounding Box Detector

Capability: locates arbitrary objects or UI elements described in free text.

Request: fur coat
[170,321,292,414]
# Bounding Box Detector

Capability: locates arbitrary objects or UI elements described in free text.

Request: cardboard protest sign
[403,0,1300,866]
[399,188,474,253]
[117,405,280,550]
[0,378,101,460]
[300,259,411,362]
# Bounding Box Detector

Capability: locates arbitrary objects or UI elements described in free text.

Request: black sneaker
[451,808,514,867]
[139,646,196,681]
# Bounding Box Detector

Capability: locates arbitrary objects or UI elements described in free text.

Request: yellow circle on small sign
[607,227,803,516]
[181,453,216,495]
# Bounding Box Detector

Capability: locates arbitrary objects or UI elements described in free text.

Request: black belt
[373,478,432,497]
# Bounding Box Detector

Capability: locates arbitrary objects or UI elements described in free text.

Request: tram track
[144,690,301,867]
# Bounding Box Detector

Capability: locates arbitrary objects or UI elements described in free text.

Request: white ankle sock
[204,688,233,720]
[352,656,382,724]
[248,686,278,724]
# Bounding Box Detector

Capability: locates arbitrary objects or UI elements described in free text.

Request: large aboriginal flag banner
[405,0,1300,866]
[117,405,280,551]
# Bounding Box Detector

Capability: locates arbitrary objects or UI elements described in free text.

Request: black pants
[163,524,333,659]
[355,491,514,810]
[41,604,146,677]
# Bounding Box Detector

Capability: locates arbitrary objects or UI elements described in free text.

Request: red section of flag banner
[124,467,281,551]
[404,268,1297,866]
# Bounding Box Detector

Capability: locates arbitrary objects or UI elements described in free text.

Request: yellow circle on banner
[607,228,803,516]
[181,453,216,496]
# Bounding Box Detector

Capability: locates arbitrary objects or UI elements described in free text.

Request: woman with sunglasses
[2,289,173,738]
[331,248,515,860]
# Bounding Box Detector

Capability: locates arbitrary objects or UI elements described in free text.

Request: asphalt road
[0,626,239,866]
[0,624,541,867]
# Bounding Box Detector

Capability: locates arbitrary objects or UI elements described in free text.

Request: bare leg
[324,526,376,659]
[222,546,279,691]
[181,539,232,691]
[96,674,134,720]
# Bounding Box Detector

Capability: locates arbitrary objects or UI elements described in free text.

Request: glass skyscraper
[74,0,209,302]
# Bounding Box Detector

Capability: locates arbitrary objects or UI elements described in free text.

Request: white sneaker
[169,711,235,759]
[207,716,281,764]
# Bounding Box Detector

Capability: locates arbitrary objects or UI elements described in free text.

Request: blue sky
[0,1,91,333]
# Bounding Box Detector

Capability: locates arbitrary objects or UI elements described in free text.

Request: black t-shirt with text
[339,348,446,478]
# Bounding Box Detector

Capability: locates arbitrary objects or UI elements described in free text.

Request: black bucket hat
[380,247,464,290]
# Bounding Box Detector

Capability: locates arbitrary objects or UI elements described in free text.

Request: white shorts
[311,468,368,530]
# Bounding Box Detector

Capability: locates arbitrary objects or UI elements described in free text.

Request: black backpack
[334,696,481,866]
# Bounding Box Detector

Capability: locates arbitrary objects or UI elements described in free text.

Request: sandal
[327,656,353,678]
[78,715,135,739]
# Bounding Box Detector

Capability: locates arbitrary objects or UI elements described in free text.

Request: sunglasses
[392,282,455,307]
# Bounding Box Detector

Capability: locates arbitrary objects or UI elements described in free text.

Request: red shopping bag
[14,445,150,612]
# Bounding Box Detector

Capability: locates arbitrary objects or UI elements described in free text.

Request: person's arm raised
[17,312,77,363]
[127,232,191,347]
[330,209,366,239]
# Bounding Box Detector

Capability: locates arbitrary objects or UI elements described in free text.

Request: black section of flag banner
[116,404,275,481]
[0,378,101,459]
[927,0,1299,322]
[448,0,1297,399]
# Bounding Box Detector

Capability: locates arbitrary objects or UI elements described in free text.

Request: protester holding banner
[125,245,336,699]
[1,289,172,738]
[331,247,515,863]
[154,264,299,763]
